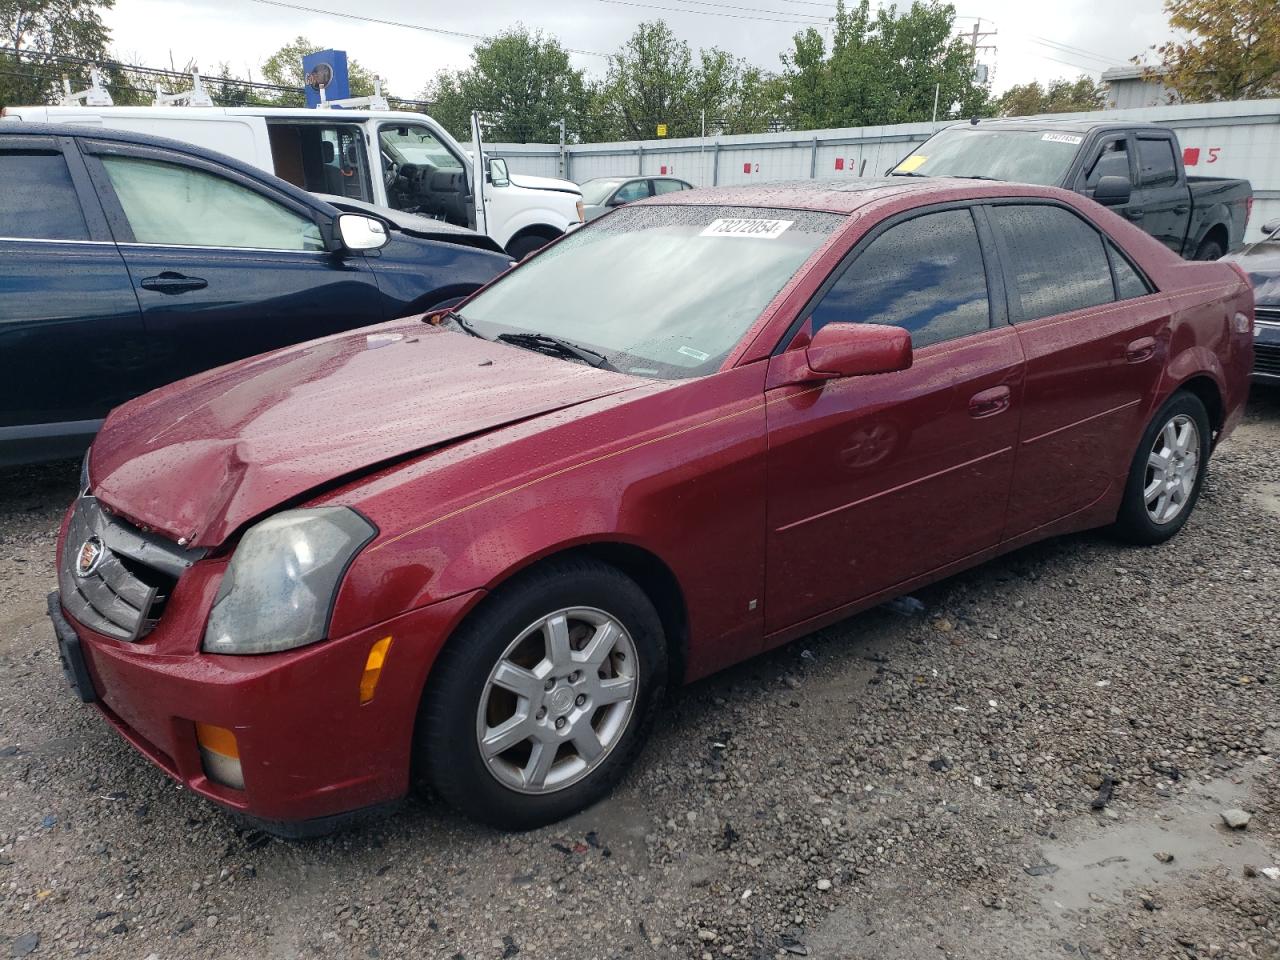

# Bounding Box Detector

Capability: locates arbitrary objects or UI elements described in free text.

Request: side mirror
[607,195,627,207]
[487,157,510,187]
[336,213,389,252]
[806,322,913,379]
[1263,218,1280,237]
[1093,175,1132,207]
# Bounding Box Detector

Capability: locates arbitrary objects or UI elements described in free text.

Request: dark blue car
[0,122,511,466]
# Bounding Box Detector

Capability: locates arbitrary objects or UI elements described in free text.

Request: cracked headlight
[203,507,376,655]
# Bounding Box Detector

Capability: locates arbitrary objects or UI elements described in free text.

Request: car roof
[943,118,1172,135]
[639,176,1081,215]
[0,120,334,213]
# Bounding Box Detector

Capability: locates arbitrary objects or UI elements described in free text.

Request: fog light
[196,722,244,790]
[359,636,393,704]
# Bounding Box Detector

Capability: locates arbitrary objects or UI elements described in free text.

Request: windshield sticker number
[700,218,794,240]
[1041,132,1083,145]
[677,345,711,362]
[896,154,927,173]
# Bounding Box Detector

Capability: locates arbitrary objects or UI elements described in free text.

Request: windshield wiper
[440,309,487,339]
[496,331,617,370]
[889,171,929,177]
[955,174,1004,181]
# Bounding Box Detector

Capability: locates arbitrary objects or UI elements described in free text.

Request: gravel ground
[2,387,1277,960]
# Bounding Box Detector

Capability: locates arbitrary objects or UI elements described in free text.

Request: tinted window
[614,180,649,203]
[101,156,323,251]
[0,150,88,240]
[810,209,990,349]
[653,179,685,195]
[1107,242,1152,299]
[1085,140,1129,190]
[990,204,1114,321]
[1137,138,1178,188]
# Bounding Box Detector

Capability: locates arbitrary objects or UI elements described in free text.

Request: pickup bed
[894,118,1252,260]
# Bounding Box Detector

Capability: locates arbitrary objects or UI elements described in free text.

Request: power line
[597,0,830,24]
[662,0,830,20]
[237,0,611,58]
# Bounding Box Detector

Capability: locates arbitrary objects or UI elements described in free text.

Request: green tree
[260,35,384,106]
[996,76,1105,116]
[1141,0,1279,102]
[423,26,587,143]
[781,0,991,128]
[0,0,113,108]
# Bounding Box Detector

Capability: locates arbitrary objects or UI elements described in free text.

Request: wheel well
[534,542,690,686]
[505,224,561,255]
[1197,224,1228,257]
[1177,375,1224,436]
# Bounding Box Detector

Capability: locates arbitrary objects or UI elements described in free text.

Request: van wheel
[1112,391,1211,545]
[415,558,666,829]
[506,232,556,261]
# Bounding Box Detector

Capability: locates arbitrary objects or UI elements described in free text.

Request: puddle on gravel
[1254,481,1280,517]
[1030,775,1272,915]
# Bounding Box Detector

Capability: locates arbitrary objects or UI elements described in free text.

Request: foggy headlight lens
[203,507,376,655]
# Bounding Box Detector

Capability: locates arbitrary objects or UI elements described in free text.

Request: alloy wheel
[1144,413,1200,524]
[475,607,638,794]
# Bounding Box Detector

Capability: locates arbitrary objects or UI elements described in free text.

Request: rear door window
[989,204,1115,321]
[652,178,685,195]
[100,156,323,251]
[808,208,991,349]
[1137,138,1178,189]
[0,149,89,240]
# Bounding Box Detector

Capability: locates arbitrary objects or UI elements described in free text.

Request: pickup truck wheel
[415,558,667,829]
[1111,391,1210,545]
[1193,236,1225,261]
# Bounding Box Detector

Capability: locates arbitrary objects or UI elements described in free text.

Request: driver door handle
[140,272,208,295]
[969,385,1011,419]
[1125,208,1145,221]
[1126,336,1157,363]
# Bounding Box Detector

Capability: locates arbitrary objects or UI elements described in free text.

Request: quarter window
[809,209,991,349]
[652,179,685,195]
[1108,242,1152,299]
[0,150,88,241]
[989,204,1115,321]
[100,156,323,251]
[1137,138,1178,188]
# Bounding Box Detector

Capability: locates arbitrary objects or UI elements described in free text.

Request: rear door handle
[1172,205,1189,215]
[1126,336,1157,363]
[969,385,1011,419]
[140,272,208,295]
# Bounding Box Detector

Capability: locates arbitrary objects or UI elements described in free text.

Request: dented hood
[90,319,639,547]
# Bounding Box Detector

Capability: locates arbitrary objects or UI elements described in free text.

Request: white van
[3,105,583,258]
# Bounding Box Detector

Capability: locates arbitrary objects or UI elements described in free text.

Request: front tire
[1112,391,1211,545]
[505,231,557,261]
[416,558,667,829]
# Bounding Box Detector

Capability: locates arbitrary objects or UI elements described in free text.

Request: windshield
[459,204,843,379]
[380,124,463,170]
[893,128,1083,185]
[580,178,627,205]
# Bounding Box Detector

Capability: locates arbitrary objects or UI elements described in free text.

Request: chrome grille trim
[58,496,204,642]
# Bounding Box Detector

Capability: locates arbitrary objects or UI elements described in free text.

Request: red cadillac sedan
[51,178,1253,835]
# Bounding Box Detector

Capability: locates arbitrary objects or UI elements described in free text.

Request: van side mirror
[806,322,913,379]
[487,157,510,187]
[336,213,389,252]
[1093,175,1131,207]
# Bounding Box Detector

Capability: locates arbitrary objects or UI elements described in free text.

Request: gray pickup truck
[893,118,1252,261]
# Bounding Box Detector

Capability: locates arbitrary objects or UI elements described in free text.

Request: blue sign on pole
[301,50,351,107]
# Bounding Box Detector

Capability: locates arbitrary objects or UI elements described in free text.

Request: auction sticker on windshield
[1041,132,1084,145]
[700,218,794,239]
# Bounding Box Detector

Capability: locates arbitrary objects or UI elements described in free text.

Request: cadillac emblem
[76,537,105,578]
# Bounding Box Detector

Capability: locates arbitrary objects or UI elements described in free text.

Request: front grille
[58,496,205,642]
[1255,306,1280,324]
[1256,342,1280,378]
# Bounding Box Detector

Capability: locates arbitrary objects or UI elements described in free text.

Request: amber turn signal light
[359,637,393,704]
[195,722,244,790]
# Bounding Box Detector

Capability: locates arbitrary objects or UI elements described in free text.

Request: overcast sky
[104,0,1174,104]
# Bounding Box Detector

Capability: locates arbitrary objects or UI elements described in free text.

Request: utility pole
[558,118,566,179]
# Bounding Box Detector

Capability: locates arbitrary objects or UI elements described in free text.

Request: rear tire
[1112,391,1211,545]
[1193,236,1225,261]
[416,558,666,829]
